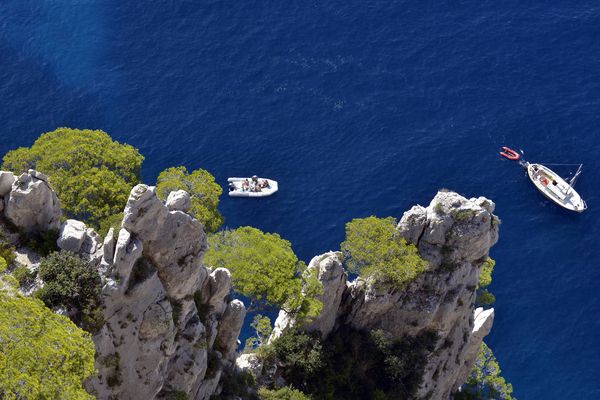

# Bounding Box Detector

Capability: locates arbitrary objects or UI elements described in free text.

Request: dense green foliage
[156,166,223,232]
[2,128,144,228]
[455,342,516,400]
[259,330,323,384]
[260,327,438,400]
[245,315,273,350]
[476,258,496,306]
[217,369,258,400]
[0,244,16,269]
[98,211,124,238]
[258,387,311,400]
[11,265,36,287]
[34,251,103,333]
[0,226,16,267]
[0,292,96,399]
[205,227,322,319]
[341,216,428,288]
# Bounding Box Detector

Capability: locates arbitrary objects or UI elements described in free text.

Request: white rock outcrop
[57,219,87,252]
[270,252,346,341]
[57,219,103,262]
[88,185,245,400]
[166,189,192,213]
[0,171,16,196]
[266,191,500,400]
[3,170,61,233]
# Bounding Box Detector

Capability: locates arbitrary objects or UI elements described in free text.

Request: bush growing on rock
[0,291,96,399]
[258,386,311,400]
[0,244,16,268]
[11,265,36,287]
[260,327,438,400]
[156,166,223,232]
[34,250,103,332]
[341,216,428,288]
[455,342,516,400]
[476,258,496,306]
[245,314,273,350]
[259,329,323,382]
[2,128,144,229]
[0,228,17,267]
[205,227,322,319]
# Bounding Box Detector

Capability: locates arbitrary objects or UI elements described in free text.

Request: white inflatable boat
[227,177,278,198]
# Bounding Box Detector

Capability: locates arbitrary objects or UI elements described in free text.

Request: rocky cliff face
[268,191,499,399]
[0,171,246,400]
[88,185,246,400]
[2,169,500,400]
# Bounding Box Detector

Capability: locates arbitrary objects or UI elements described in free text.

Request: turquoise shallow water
[2,1,600,398]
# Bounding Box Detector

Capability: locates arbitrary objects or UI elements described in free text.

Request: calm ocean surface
[2,1,600,398]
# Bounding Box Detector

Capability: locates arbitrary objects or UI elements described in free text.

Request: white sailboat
[526,163,586,212]
[500,147,587,213]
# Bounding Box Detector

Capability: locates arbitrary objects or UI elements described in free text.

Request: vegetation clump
[258,386,311,400]
[0,257,7,275]
[156,166,223,233]
[217,368,258,399]
[260,327,438,400]
[455,342,516,400]
[0,291,96,399]
[2,128,144,229]
[11,265,36,287]
[245,314,273,350]
[476,258,496,306]
[205,227,322,320]
[452,208,476,222]
[341,216,428,288]
[259,330,323,384]
[34,250,104,333]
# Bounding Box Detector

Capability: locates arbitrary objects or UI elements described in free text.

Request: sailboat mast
[569,164,583,188]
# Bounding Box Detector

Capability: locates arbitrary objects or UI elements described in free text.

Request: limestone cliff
[1,169,501,400]
[88,185,246,400]
[0,172,246,400]
[266,191,499,399]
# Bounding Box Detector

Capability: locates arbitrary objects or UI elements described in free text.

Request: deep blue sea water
[2,1,600,398]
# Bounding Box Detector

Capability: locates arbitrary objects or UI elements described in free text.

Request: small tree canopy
[455,342,516,400]
[156,166,223,233]
[2,128,144,229]
[245,314,273,350]
[479,258,495,289]
[35,251,103,333]
[205,227,321,318]
[0,292,96,399]
[341,216,428,288]
[476,257,496,306]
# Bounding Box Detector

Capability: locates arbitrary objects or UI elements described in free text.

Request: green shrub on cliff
[261,327,437,400]
[258,386,311,400]
[2,128,144,229]
[156,166,223,233]
[34,251,103,333]
[245,314,273,350]
[341,216,428,288]
[455,342,516,400]
[0,257,6,274]
[205,227,322,319]
[476,258,496,306]
[0,292,96,399]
